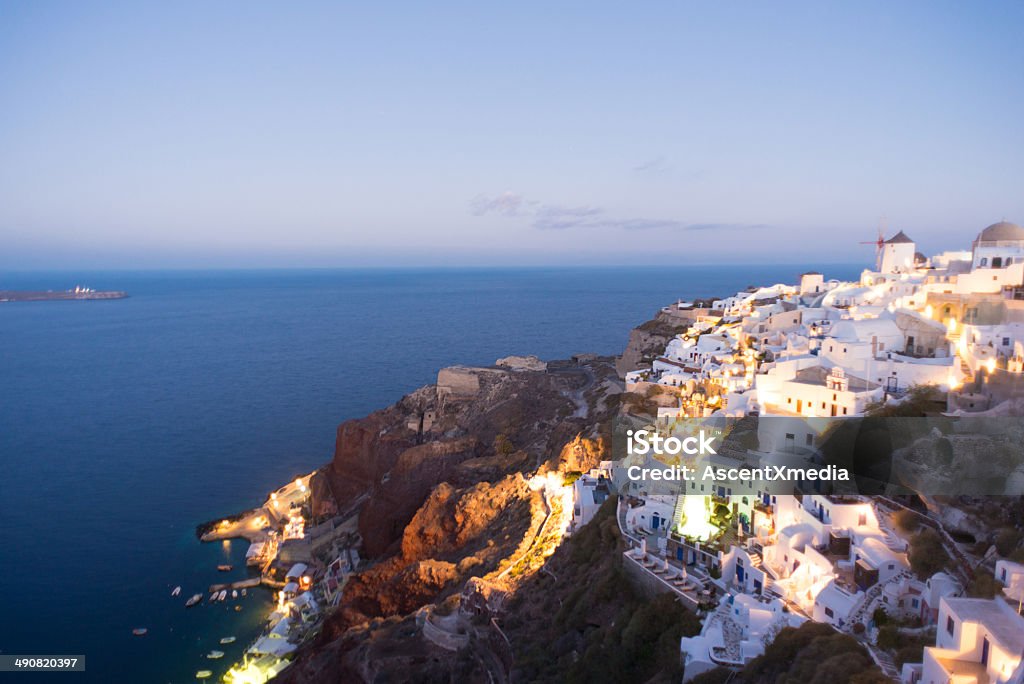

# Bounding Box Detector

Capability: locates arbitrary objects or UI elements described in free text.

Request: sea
[0,265,860,683]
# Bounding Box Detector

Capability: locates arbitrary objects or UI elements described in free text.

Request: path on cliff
[550,366,595,419]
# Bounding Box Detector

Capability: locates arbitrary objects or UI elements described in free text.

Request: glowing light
[675,496,719,542]
[946,318,957,333]
[947,373,960,390]
[924,304,933,318]
[986,358,996,373]
[294,478,302,488]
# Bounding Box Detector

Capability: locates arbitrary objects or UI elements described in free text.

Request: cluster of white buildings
[902,559,1024,684]
[627,221,1024,420]
[605,222,1024,682]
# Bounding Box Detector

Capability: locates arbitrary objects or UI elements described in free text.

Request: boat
[217,564,233,572]
[217,590,227,601]
[241,589,247,597]
[132,628,148,636]
[209,592,218,602]
[231,590,238,599]
[185,594,203,608]
[171,586,181,597]
[234,605,242,612]
[219,636,236,644]
[206,650,224,659]
[196,671,212,679]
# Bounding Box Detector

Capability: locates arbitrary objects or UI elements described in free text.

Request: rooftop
[945,597,1024,653]
[885,230,914,244]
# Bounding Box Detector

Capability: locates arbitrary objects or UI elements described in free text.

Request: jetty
[208,577,262,593]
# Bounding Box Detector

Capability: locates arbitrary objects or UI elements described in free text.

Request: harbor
[181,470,363,682]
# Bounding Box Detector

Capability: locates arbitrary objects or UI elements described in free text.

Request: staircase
[868,645,901,680]
[748,550,763,569]
[671,495,685,530]
[762,575,783,599]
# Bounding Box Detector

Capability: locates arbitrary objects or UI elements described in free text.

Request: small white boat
[171,586,181,597]
[196,670,212,679]
[185,594,203,608]
[132,628,148,636]
[217,590,227,601]
[206,650,224,659]
[209,592,218,602]
[219,636,236,644]
[231,590,238,599]
[241,589,247,597]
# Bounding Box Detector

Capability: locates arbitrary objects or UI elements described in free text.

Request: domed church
[972,221,1024,270]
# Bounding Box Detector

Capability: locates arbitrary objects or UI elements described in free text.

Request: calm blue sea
[0,266,859,683]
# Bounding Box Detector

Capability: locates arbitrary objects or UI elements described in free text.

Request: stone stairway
[868,644,901,680]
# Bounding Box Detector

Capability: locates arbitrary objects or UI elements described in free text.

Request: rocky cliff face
[615,311,691,378]
[278,357,621,683]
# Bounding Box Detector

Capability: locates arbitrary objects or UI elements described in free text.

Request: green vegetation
[877,624,932,668]
[966,569,1001,599]
[995,526,1022,557]
[865,384,945,417]
[738,622,889,684]
[505,497,701,684]
[892,509,921,534]
[493,432,515,456]
[908,528,950,578]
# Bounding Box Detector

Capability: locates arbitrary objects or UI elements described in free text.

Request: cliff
[615,311,691,378]
[271,356,626,682]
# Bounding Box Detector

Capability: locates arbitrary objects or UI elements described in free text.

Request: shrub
[909,528,950,578]
[893,509,920,534]
[995,527,1022,557]
[493,433,515,456]
[966,569,1001,599]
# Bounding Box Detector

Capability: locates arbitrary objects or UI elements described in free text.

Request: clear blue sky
[1,1,1022,268]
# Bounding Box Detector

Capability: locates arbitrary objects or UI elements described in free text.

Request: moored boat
[217,564,233,572]
[219,636,236,644]
[132,628,147,636]
[171,586,181,597]
[196,670,212,679]
[185,594,203,607]
[206,650,224,659]
[231,590,238,599]
[217,590,227,601]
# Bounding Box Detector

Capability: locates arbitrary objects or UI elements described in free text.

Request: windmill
[859,217,888,269]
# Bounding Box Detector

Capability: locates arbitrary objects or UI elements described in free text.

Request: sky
[1,1,1022,269]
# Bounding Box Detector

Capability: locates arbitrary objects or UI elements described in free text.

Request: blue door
[982,637,989,666]
[737,564,745,584]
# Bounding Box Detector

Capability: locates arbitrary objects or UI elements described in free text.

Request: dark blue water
[0,266,859,682]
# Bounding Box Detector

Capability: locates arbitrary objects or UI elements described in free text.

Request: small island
[0,285,127,302]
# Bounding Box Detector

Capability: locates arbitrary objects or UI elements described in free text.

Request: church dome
[977,221,1024,243]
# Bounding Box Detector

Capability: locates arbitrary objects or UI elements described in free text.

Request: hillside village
[579,221,1024,684]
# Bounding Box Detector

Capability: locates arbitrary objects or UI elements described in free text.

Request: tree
[493,432,515,456]
[908,528,950,578]
[995,527,1022,557]
[892,509,920,534]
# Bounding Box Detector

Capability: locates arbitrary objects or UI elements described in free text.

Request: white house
[903,597,1024,684]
